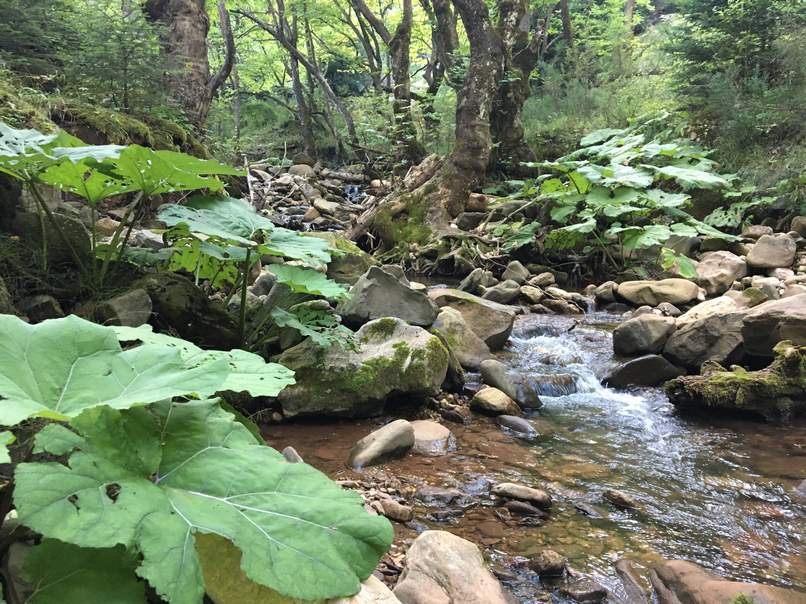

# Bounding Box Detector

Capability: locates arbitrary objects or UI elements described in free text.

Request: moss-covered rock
[275,317,450,418]
[664,340,806,421]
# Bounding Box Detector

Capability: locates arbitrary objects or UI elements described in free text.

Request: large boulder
[393,531,509,604]
[651,560,806,604]
[470,387,521,416]
[695,251,747,296]
[347,419,415,469]
[665,341,806,421]
[340,267,439,327]
[134,272,239,349]
[613,314,676,356]
[430,307,493,370]
[481,280,521,304]
[604,355,684,388]
[276,318,449,417]
[428,288,516,350]
[616,278,701,306]
[746,233,797,269]
[663,310,747,369]
[741,294,806,357]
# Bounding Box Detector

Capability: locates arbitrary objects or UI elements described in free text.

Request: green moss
[0,70,53,131]
[373,193,433,251]
[360,317,401,342]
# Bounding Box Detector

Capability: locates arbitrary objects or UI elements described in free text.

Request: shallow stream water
[264,312,806,602]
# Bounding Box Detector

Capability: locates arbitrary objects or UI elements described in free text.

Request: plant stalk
[238,246,252,345]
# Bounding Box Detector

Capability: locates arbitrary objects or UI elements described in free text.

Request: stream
[264,311,806,602]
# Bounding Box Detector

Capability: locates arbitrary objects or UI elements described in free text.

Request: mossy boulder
[275,317,450,418]
[665,340,806,421]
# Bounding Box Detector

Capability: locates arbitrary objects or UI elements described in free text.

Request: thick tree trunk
[145,0,234,128]
[560,0,573,47]
[288,18,316,158]
[625,0,636,28]
[489,0,539,171]
[352,0,503,245]
[145,0,212,127]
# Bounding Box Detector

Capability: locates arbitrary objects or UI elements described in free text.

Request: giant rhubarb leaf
[0,315,228,426]
[14,400,393,604]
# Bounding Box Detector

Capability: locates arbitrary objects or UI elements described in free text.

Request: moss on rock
[664,340,806,421]
[276,317,450,418]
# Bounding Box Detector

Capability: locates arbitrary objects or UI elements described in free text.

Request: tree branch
[208,0,236,96]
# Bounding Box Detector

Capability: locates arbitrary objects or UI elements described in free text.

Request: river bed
[263,312,806,602]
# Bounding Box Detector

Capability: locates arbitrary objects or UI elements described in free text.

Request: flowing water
[264,312,806,602]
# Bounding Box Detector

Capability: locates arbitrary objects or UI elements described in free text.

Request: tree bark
[489,0,539,171]
[624,0,636,30]
[288,18,316,158]
[560,0,573,47]
[144,0,234,128]
[352,0,503,244]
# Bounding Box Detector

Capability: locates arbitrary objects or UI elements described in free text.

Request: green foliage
[271,306,355,350]
[0,316,392,603]
[23,540,145,604]
[508,116,740,272]
[269,265,349,300]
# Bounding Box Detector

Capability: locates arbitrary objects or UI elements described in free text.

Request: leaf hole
[105,483,121,502]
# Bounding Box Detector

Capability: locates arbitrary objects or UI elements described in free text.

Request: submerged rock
[340,267,439,327]
[276,317,449,417]
[495,415,538,437]
[650,560,806,604]
[471,387,521,416]
[665,340,806,421]
[528,549,567,577]
[558,577,608,603]
[347,419,414,469]
[393,531,509,604]
[428,288,516,350]
[492,482,552,509]
[410,420,455,456]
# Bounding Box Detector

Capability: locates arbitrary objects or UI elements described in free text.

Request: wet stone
[528,549,567,577]
[558,577,608,603]
[495,415,538,437]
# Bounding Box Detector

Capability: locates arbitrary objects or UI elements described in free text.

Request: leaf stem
[238,246,252,345]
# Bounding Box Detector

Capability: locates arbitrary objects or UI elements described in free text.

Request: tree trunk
[624,0,636,31]
[388,0,426,168]
[352,0,503,245]
[420,0,459,139]
[489,0,539,171]
[560,0,573,47]
[289,19,316,158]
[145,0,211,127]
[144,0,234,129]
[350,0,425,168]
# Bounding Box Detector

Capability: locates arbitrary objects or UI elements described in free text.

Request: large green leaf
[0,315,228,426]
[646,164,731,190]
[261,226,334,266]
[159,196,276,245]
[0,122,80,180]
[14,400,393,604]
[23,540,146,604]
[0,431,15,463]
[40,157,133,204]
[113,324,295,398]
[115,146,241,197]
[269,265,349,300]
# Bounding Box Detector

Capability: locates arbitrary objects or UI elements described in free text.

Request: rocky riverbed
[265,312,806,603]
